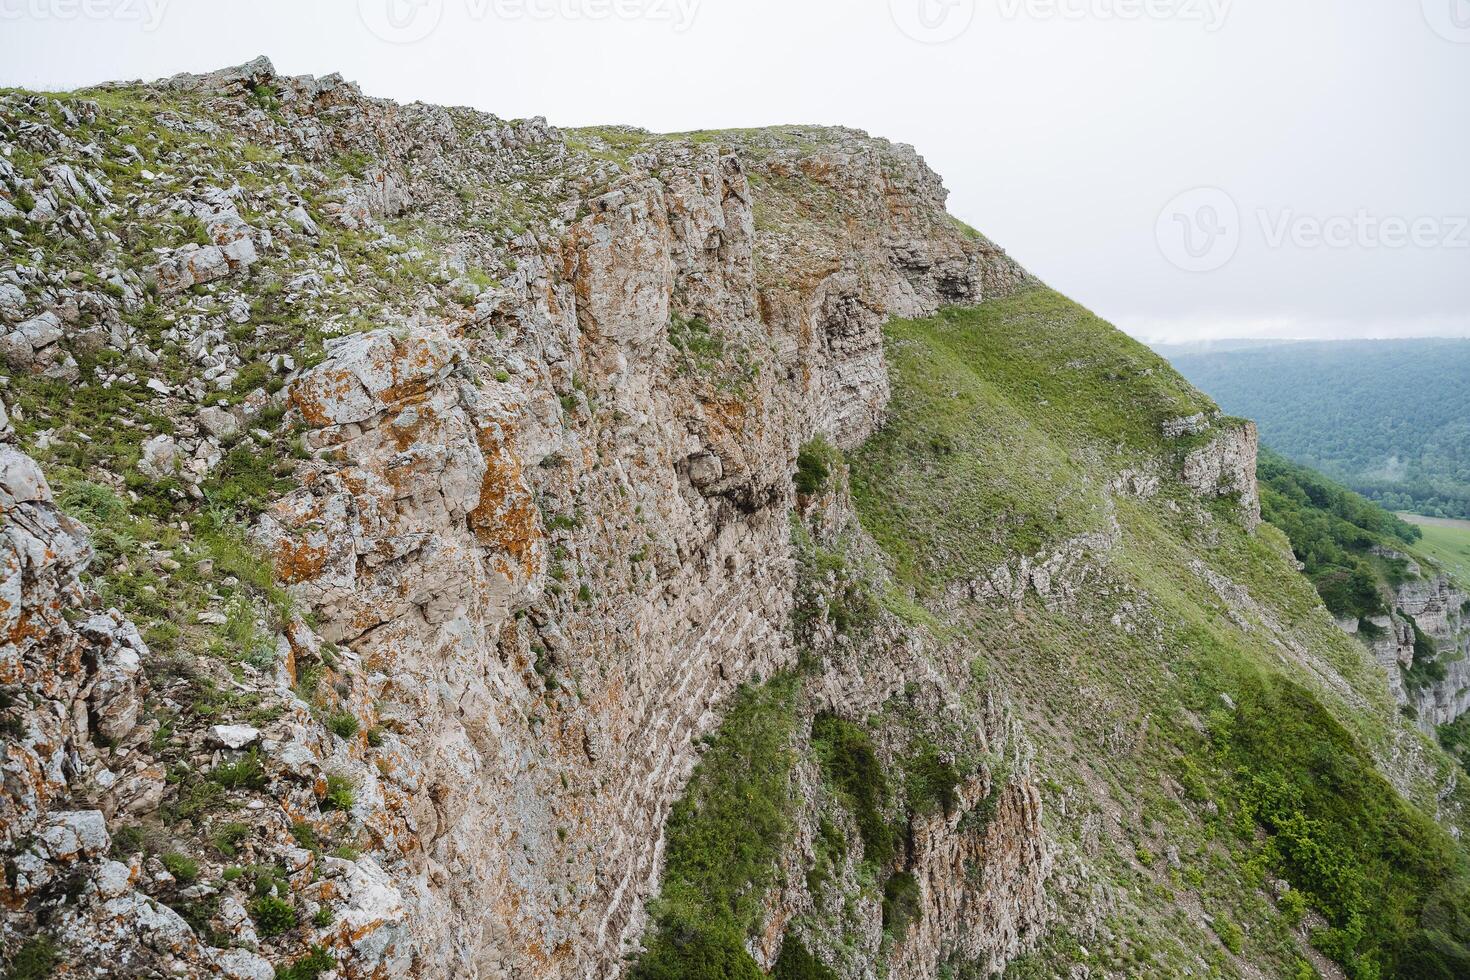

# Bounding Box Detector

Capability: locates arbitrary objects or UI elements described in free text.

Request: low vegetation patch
[632,677,802,979]
[771,936,837,980]
[794,437,838,497]
[809,714,898,867]
[1198,649,1470,977]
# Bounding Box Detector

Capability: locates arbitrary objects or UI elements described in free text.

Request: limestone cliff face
[246,138,1018,975]
[1396,573,1470,727]
[1181,418,1261,529]
[11,58,1441,980]
[0,60,1046,978]
[1346,556,1470,730]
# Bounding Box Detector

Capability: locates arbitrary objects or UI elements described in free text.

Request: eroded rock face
[1352,560,1470,729]
[1398,575,1470,727]
[0,59,1045,978]
[245,129,1038,975]
[1179,417,1261,527]
[0,440,279,978]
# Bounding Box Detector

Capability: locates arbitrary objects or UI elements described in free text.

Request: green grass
[1401,515,1470,586]
[848,290,1217,595]
[326,712,360,739]
[321,775,356,813]
[632,677,802,979]
[809,714,898,867]
[3,935,60,979]
[161,852,199,883]
[1205,662,1469,976]
[637,286,1470,978]
[795,438,837,497]
[841,291,1470,978]
[247,895,297,937]
[275,947,336,980]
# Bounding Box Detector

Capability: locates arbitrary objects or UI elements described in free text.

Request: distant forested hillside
[1257,449,1423,619]
[1162,339,1470,519]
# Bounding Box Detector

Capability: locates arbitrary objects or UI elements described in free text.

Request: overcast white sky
[2,0,1466,342]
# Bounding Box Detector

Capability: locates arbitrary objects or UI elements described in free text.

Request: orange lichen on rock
[289,367,361,428]
[274,537,331,585]
[468,424,544,579]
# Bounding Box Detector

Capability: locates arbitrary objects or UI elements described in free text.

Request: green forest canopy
[1163,339,1470,520]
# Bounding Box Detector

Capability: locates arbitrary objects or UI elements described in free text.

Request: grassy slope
[846,291,1470,979]
[1400,516,1470,586]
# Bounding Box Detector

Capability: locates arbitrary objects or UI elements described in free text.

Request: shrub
[810,714,899,867]
[904,743,960,817]
[1279,888,1307,927]
[247,896,297,937]
[290,821,320,851]
[210,749,268,790]
[771,936,836,980]
[211,821,251,857]
[5,935,60,979]
[794,439,835,496]
[321,774,355,812]
[1213,917,1244,955]
[631,917,763,980]
[275,947,336,980]
[882,871,922,937]
[326,712,360,739]
[161,852,199,883]
[110,824,147,859]
[312,906,334,927]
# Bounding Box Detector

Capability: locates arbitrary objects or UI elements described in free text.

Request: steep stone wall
[0,60,1043,978]
[1179,416,1261,528]
[1349,559,1470,729]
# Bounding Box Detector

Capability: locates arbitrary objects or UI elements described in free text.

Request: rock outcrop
[0,60,1046,978]
[1179,416,1261,528]
[4,57,1463,980]
[1348,554,1470,729]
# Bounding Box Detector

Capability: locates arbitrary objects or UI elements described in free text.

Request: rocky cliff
[1343,555,1470,729]
[2,59,1468,980]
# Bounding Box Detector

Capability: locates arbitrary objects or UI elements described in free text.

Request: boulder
[137,434,179,481]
